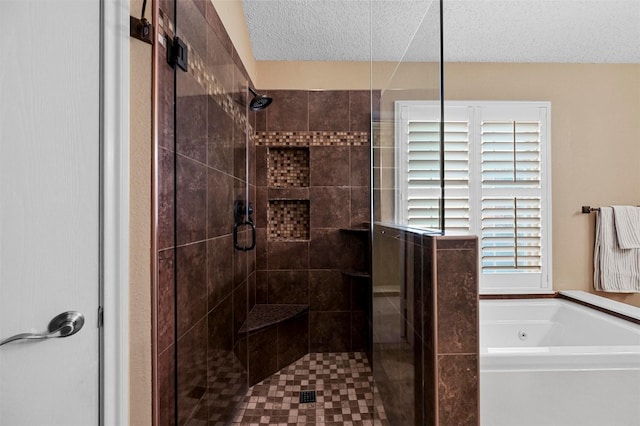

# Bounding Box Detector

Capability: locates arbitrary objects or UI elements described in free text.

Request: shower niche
[267,147,309,188]
[266,147,311,241]
[268,200,310,241]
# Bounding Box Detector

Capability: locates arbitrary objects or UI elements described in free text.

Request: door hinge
[167,36,188,72]
[98,306,104,328]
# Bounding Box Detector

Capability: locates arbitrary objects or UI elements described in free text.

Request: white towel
[612,205,640,249]
[594,207,640,293]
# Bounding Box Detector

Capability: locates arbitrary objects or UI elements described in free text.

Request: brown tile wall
[155,1,257,425]
[372,226,479,426]
[426,235,479,426]
[255,90,373,353]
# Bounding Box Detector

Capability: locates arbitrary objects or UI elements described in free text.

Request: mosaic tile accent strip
[157,9,253,137]
[157,9,174,41]
[268,148,310,188]
[257,131,370,147]
[268,200,310,241]
[231,352,389,425]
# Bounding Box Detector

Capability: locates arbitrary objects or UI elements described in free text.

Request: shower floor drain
[299,390,316,404]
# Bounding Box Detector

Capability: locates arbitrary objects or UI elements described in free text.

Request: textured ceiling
[242,0,640,63]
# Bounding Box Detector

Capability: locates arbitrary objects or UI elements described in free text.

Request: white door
[0,1,101,425]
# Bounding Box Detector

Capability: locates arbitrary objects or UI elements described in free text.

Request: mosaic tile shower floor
[231,352,389,425]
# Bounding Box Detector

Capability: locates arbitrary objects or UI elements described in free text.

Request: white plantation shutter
[405,119,441,228]
[397,104,471,232]
[481,197,542,271]
[481,121,541,188]
[478,105,549,292]
[396,101,551,293]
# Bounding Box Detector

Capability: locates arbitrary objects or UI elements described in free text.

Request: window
[395,101,552,293]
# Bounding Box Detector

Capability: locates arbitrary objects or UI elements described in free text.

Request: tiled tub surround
[255,90,373,355]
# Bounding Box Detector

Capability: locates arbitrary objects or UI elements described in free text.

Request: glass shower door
[172,1,254,423]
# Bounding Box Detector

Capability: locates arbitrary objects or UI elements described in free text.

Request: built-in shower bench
[235,304,309,385]
[239,304,308,334]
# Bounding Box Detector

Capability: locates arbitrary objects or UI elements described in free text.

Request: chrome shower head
[248,87,272,111]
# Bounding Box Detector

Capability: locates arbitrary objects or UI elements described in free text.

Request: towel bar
[582,206,600,214]
[582,205,639,214]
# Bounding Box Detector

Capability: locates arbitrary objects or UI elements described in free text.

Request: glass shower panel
[372,0,443,230]
[371,0,443,424]
[173,1,253,424]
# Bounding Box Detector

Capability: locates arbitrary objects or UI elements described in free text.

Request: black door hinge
[167,36,188,72]
[98,305,104,328]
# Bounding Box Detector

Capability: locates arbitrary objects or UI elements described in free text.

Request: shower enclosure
[153,1,479,425]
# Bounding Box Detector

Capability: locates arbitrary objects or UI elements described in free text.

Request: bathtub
[480,294,640,426]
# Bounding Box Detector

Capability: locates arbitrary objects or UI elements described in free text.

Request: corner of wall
[209,0,258,84]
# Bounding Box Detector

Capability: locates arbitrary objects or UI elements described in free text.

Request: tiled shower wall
[373,226,479,426]
[155,0,258,424]
[254,90,372,353]
[154,1,376,423]
[424,235,479,425]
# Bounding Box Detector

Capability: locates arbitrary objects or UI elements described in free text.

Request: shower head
[248,87,272,111]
